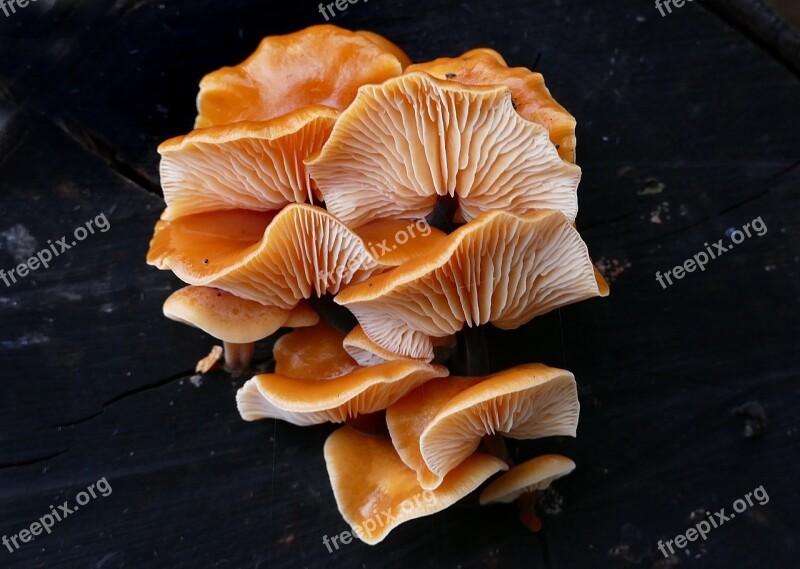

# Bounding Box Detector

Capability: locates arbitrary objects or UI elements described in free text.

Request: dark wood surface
[1,1,798,568]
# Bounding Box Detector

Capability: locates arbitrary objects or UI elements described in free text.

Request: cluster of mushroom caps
[147,25,608,544]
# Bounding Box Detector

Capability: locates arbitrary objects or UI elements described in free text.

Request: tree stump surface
[0,1,798,567]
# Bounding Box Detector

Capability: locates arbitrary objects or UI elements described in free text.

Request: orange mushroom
[385,364,578,489]
[159,106,339,220]
[386,376,485,489]
[236,361,447,426]
[273,320,359,379]
[307,72,580,228]
[355,30,412,69]
[195,25,408,128]
[344,326,456,367]
[480,454,576,533]
[323,426,507,545]
[162,285,318,370]
[145,24,609,543]
[336,209,608,360]
[408,48,577,162]
[147,203,390,309]
[235,322,448,425]
[343,324,409,367]
[480,454,576,505]
[353,218,448,267]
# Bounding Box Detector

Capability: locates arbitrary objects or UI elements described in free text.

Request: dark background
[1,1,798,568]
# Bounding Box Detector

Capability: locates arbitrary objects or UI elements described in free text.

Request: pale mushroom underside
[419,364,580,482]
[336,209,608,360]
[308,72,580,228]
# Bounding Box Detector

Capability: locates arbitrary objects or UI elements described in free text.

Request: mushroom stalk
[518,491,543,533]
[224,341,255,371]
[345,410,389,436]
[428,194,458,233]
[481,434,512,465]
[308,295,358,334]
[454,325,490,376]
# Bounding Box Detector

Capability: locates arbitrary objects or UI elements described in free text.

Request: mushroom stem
[223,341,255,371]
[454,325,490,376]
[308,294,358,334]
[481,434,514,469]
[518,491,543,533]
[345,410,389,436]
[428,194,458,233]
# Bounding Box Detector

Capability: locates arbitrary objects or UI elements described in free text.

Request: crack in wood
[0,449,67,470]
[54,117,162,196]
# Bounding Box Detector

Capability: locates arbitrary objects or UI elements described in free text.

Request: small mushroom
[336,209,608,360]
[415,364,579,486]
[480,454,576,533]
[163,286,317,371]
[159,106,339,220]
[307,72,581,228]
[408,48,577,162]
[344,326,456,367]
[343,324,404,367]
[282,301,320,328]
[235,323,448,425]
[195,25,407,128]
[236,362,447,426]
[479,454,576,504]
[147,203,389,308]
[323,426,508,545]
[387,376,485,489]
[273,320,359,379]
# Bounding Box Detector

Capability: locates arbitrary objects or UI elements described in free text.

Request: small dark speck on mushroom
[445,72,457,79]
[555,144,560,150]
[203,259,209,264]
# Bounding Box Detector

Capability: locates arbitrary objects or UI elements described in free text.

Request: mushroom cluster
[147,25,608,544]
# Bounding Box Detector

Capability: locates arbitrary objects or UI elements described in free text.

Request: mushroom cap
[159,106,338,220]
[479,454,576,505]
[386,377,484,490]
[307,72,581,228]
[354,218,448,267]
[343,325,457,367]
[354,30,412,69]
[323,426,508,545]
[282,300,320,328]
[336,209,609,360]
[407,49,577,162]
[163,285,298,343]
[195,25,406,128]
[147,203,388,308]
[343,324,403,367]
[274,321,359,379]
[235,359,448,426]
[418,364,579,483]
[238,322,447,425]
